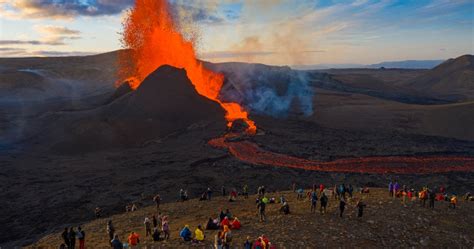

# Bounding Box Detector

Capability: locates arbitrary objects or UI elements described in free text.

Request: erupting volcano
[118,0,256,133]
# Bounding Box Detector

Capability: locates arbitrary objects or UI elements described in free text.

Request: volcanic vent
[35,65,226,153]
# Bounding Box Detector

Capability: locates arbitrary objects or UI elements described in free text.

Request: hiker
[69,227,76,249]
[153,194,161,210]
[76,226,85,249]
[356,200,366,217]
[339,198,346,218]
[180,225,192,241]
[180,189,186,201]
[219,210,226,221]
[152,214,158,228]
[131,203,138,211]
[281,201,290,214]
[339,184,346,199]
[231,217,241,229]
[243,184,249,199]
[111,235,123,249]
[95,207,102,218]
[450,195,457,209]
[334,184,340,200]
[194,225,205,243]
[296,188,304,200]
[222,186,226,197]
[152,227,161,241]
[200,192,208,201]
[244,236,253,249]
[389,181,394,197]
[254,237,264,249]
[207,187,213,201]
[220,216,231,228]
[280,195,286,204]
[348,184,354,198]
[229,189,238,202]
[419,188,428,207]
[222,225,232,249]
[394,182,400,197]
[162,216,170,240]
[107,220,115,243]
[310,191,318,213]
[320,192,328,214]
[61,228,69,248]
[319,184,325,194]
[206,217,219,230]
[128,232,140,248]
[257,198,266,222]
[215,231,223,249]
[429,190,436,209]
[144,216,152,237]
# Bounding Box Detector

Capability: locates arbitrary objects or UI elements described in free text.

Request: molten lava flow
[209,136,474,174]
[119,0,256,134]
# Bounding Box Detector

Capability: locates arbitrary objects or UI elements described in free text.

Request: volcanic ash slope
[33,65,227,153]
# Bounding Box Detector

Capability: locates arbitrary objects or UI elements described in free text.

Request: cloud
[0,47,28,56]
[35,25,81,36]
[0,0,133,19]
[0,40,64,46]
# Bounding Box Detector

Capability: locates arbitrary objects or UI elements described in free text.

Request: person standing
[162,216,170,240]
[207,187,213,201]
[69,227,76,249]
[243,236,253,249]
[339,198,346,218]
[107,220,115,244]
[221,186,226,197]
[348,184,354,198]
[153,194,161,210]
[144,216,152,237]
[388,181,394,197]
[429,190,436,209]
[320,192,328,214]
[310,191,318,213]
[77,226,85,249]
[356,200,366,218]
[257,199,266,222]
[243,184,249,199]
[61,227,70,248]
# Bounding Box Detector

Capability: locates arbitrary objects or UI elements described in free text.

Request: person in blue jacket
[180,225,192,241]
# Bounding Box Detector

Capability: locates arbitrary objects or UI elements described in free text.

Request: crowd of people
[55,181,472,249]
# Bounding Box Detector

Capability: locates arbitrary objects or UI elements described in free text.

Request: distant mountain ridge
[292,59,445,70]
[368,59,445,69]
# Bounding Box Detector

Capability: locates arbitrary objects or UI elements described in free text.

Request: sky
[0,0,472,65]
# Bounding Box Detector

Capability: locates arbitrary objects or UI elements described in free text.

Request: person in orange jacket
[128,231,140,248]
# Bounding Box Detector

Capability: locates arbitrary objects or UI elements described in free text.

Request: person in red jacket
[220,216,230,228]
[231,217,241,229]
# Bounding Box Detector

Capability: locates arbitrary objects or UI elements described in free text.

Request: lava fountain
[118,0,256,133]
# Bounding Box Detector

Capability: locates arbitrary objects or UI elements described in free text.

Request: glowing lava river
[209,135,474,174]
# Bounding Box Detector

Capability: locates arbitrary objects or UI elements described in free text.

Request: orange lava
[119,0,256,134]
[209,136,474,174]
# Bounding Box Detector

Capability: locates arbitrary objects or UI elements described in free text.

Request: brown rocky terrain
[27,188,474,248]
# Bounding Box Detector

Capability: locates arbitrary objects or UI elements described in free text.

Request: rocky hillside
[27,188,474,248]
[406,54,474,101]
